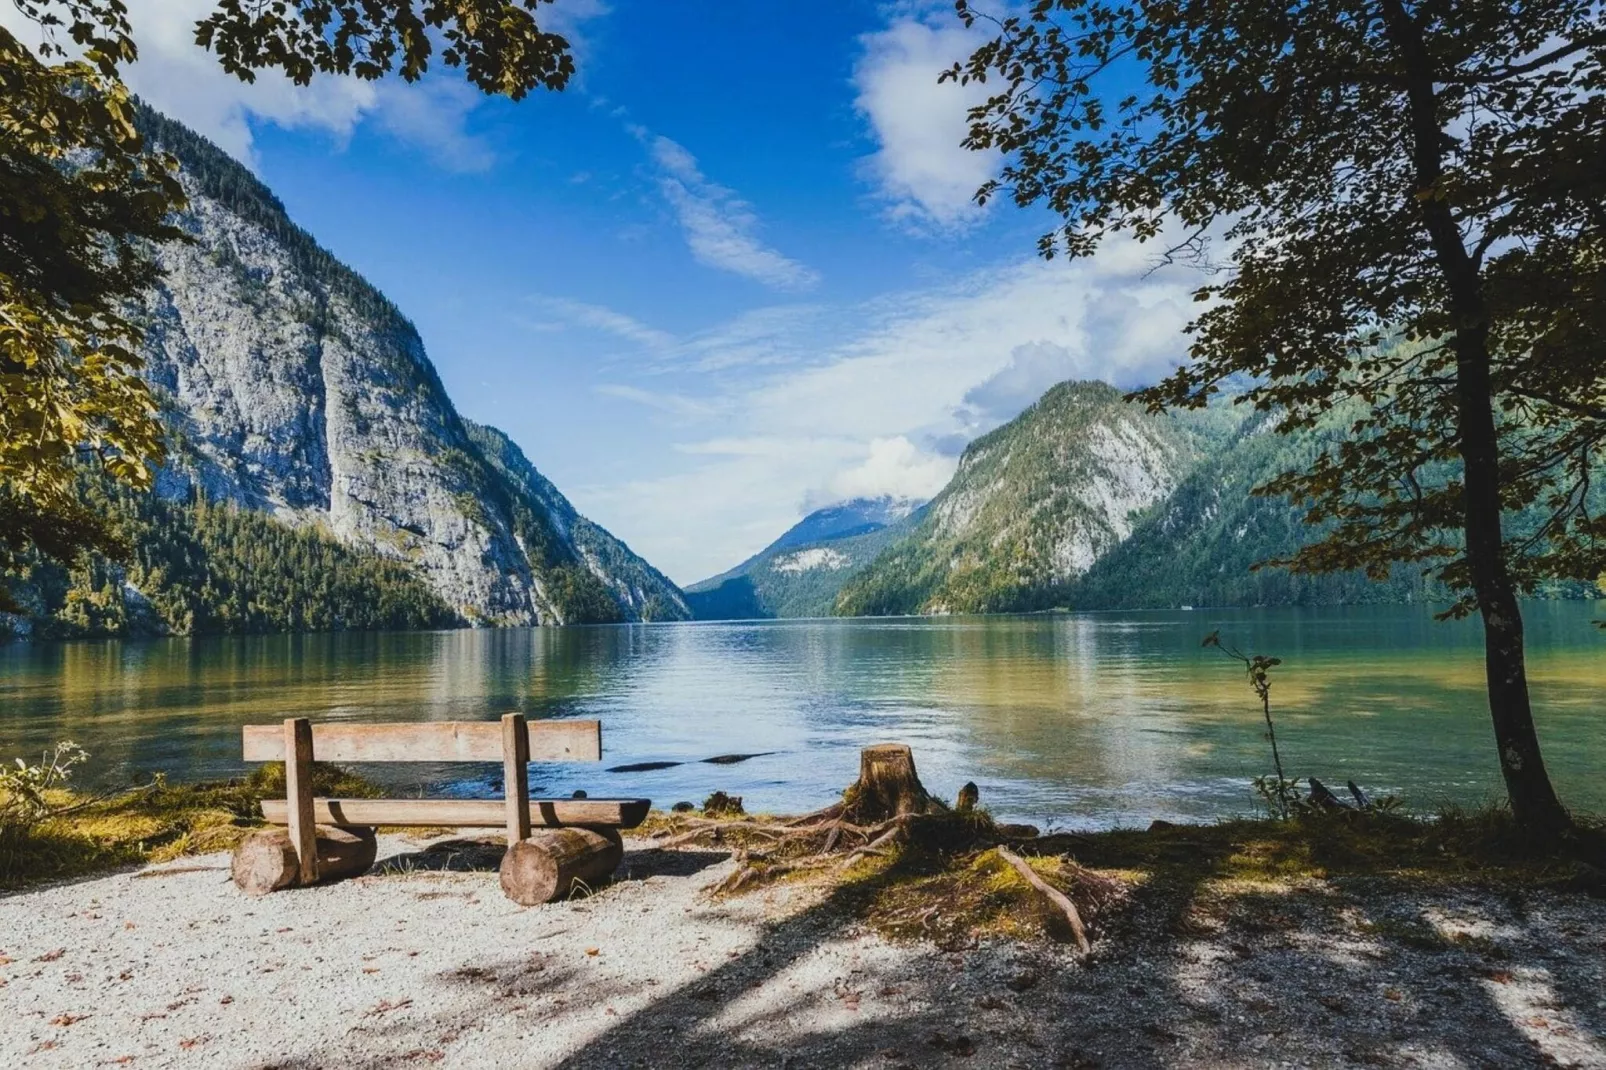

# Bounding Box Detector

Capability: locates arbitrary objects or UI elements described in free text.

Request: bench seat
[259,796,650,830]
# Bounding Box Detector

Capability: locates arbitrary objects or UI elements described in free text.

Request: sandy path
[3,835,1605,1069]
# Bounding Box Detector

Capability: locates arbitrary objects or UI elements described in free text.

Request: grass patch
[0,762,381,890]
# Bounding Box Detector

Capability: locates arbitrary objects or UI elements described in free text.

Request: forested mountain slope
[2,107,687,638]
[835,382,1233,615]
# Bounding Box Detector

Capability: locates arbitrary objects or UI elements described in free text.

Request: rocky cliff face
[135,108,687,625]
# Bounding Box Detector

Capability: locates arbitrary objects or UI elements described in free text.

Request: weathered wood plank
[502,713,532,844]
[284,718,318,885]
[259,797,650,829]
[242,719,601,763]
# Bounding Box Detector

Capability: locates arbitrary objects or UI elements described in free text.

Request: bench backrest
[241,719,601,763]
[242,715,597,884]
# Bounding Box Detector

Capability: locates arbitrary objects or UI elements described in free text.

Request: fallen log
[995,845,1091,953]
[231,825,378,896]
[500,827,623,906]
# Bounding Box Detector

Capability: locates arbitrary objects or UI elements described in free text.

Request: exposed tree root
[652,744,1133,949]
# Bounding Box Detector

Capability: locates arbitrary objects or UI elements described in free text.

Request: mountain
[685,497,926,619]
[2,107,688,638]
[834,382,1237,616]
[833,380,1601,617]
[1062,409,1441,609]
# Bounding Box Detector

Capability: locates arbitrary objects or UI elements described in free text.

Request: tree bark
[231,825,378,896]
[499,827,623,906]
[1378,0,1570,835]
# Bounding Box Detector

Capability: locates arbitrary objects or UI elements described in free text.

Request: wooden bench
[231,714,650,905]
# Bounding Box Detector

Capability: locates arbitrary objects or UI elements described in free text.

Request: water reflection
[0,604,1601,827]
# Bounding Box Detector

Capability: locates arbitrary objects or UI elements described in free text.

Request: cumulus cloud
[640,134,821,291]
[808,437,955,510]
[852,12,996,231]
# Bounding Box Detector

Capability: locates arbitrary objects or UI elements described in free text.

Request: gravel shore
[3,833,1605,1069]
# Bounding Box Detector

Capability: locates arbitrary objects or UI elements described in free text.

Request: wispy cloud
[596,384,723,420]
[633,130,821,291]
[371,78,497,173]
[530,296,676,350]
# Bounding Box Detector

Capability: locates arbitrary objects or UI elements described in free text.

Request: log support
[500,828,624,906]
[231,825,378,896]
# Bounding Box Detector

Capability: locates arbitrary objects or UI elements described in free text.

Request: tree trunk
[1455,344,1570,833]
[231,825,378,896]
[843,743,943,823]
[499,827,623,906]
[1379,0,1571,835]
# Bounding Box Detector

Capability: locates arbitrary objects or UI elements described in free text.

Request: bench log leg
[232,825,378,896]
[500,828,623,906]
[502,713,532,845]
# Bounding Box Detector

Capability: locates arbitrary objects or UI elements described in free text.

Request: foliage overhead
[193,1,575,97]
[0,18,185,603]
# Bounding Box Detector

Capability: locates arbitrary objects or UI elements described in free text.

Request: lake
[2,604,1602,827]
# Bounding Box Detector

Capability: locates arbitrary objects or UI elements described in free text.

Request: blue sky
[18,1,1203,584]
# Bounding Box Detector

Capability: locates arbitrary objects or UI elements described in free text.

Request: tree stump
[499,827,623,906]
[231,825,378,896]
[843,743,943,823]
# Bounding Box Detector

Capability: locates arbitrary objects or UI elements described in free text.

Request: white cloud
[811,436,955,509]
[640,133,821,291]
[370,78,497,173]
[853,13,997,231]
[572,234,1202,583]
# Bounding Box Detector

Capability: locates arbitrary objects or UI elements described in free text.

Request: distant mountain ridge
[3,106,688,638]
[769,496,924,552]
[685,496,926,619]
